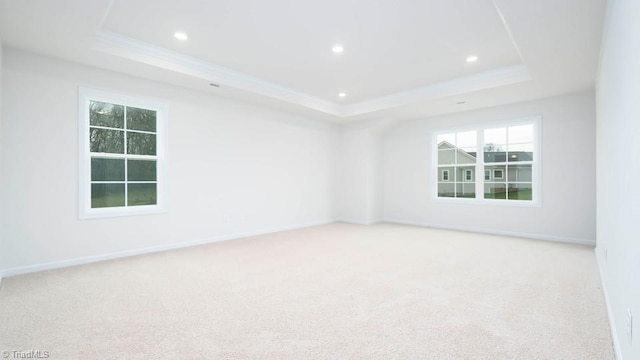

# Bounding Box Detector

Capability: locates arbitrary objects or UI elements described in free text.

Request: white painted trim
[596,247,624,360]
[93,30,531,118]
[334,218,383,225]
[94,30,343,117]
[383,218,596,246]
[442,169,450,181]
[343,65,531,117]
[0,220,334,278]
[1,217,594,278]
[78,87,168,219]
[464,169,473,182]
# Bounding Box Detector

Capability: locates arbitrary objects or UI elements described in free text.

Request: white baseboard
[0,218,595,279]
[383,218,596,246]
[0,219,334,278]
[596,247,623,360]
[334,218,382,225]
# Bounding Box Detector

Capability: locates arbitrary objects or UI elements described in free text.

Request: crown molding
[94,29,343,116]
[93,29,531,118]
[343,65,531,116]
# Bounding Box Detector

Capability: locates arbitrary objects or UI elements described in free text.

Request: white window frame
[431,116,541,207]
[484,169,491,181]
[493,169,504,180]
[442,169,450,181]
[78,87,168,219]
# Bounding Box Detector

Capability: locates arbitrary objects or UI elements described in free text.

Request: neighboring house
[437,141,477,197]
[437,141,533,197]
[474,150,534,163]
[437,141,476,182]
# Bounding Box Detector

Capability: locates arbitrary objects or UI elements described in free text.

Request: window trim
[442,169,450,181]
[78,87,168,219]
[431,116,541,207]
[464,169,473,182]
[493,169,504,180]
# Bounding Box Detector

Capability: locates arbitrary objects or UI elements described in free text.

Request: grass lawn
[439,188,532,200]
[485,188,532,200]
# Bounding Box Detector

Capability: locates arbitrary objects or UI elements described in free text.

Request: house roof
[439,141,533,162]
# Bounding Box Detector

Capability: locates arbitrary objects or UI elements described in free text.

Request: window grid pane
[91,183,125,208]
[127,132,157,155]
[127,159,157,181]
[90,101,124,128]
[89,128,124,154]
[128,183,157,206]
[126,107,157,132]
[91,158,125,181]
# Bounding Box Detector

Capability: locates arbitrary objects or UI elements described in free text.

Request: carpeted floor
[0,223,613,359]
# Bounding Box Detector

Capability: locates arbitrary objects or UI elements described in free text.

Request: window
[79,88,167,218]
[442,170,450,181]
[464,169,473,182]
[434,116,539,205]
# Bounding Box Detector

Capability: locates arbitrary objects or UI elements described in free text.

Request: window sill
[79,205,167,220]
[432,197,541,208]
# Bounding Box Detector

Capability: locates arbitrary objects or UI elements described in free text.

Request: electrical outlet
[627,309,633,342]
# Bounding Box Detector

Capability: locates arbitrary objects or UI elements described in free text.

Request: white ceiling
[0,0,606,123]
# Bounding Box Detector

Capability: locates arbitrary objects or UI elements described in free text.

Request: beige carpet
[0,223,613,359]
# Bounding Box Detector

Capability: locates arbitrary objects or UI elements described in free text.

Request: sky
[437,124,534,152]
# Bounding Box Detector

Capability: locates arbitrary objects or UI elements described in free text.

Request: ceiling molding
[492,0,526,64]
[93,27,531,118]
[94,29,343,116]
[1,0,604,121]
[342,65,531,116]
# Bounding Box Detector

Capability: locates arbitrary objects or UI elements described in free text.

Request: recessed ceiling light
[174,31,189,41]
[209,83,220,88]
[466,55,478,63]
[332,44,344,53]
[338,92,347,97]
[456,101,466,105]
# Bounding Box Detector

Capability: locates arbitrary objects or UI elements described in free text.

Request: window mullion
[478,129,484,200]
[505,126,510,200]
[127,129,157,135]
[124,106,128,208]
[453,133,457,197]
[89,152,126,159]
[125,154,158,161]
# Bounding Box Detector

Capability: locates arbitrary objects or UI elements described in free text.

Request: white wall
[383,92,596,243]
[596,1,640,359]
[1,48,338,272]
[0,41,4,276]
[334,126,383,224]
